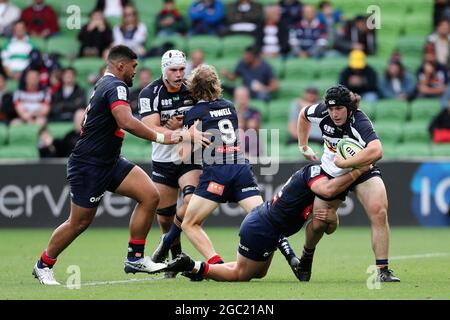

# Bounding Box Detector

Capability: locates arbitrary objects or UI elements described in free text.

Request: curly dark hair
[324,85,360,112]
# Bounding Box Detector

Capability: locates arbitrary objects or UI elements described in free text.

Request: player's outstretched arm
[310,165,370,199]
[112,104,180,144]
[298,106,318,161]
[334,139,382,169]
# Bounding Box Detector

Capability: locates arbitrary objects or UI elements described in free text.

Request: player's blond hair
[188,64,223,101]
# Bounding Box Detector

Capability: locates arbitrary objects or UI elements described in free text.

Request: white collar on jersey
[103,72,116,77]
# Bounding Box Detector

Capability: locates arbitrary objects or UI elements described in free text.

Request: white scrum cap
[161,50,186,77]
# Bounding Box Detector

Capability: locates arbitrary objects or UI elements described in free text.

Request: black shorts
[67,156,135,208]
[238,208,279,262]
[151,161,202,188]
[320,165,382,201]
[194,162,261,203]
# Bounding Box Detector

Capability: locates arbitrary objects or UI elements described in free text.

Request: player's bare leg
[238,195,264,214]
[154,182,178,234]
[355,177,399,282]
[167,252,273,282]
[151,170,200,266]
[298,197,341,281]
[181,195,219,261]
[115,166,167,274]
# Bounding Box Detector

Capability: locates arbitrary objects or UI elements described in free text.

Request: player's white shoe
[32,263,60,285]
[124,256,167,274]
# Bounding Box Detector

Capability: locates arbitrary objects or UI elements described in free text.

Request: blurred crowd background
[0,0,449,160]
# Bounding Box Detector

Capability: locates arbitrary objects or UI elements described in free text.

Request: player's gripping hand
[189,120,211,148]
[165,114,184,130]
[299,145,318,161]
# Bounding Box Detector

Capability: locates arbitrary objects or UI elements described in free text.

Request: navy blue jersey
[260,164,327,237]
[183,99,245,165]
[71,73,129,166]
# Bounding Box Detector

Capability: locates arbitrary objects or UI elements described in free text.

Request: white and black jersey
[138,77,195,162]
[304,102,378,177]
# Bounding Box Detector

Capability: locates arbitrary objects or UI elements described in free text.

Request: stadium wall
[0,161,449,228]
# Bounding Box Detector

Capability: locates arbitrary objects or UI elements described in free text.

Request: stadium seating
[47,35,79,59]
[373,121,403,144]
[47,122,73,139]
[221,35,255,59]
[402,122,430,143]
[410,99,441,123]
[8,124,40,147]
[374,99,408,123]
[187,35,221,59]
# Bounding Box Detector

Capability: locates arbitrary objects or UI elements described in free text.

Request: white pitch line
[390,252,450,260]
[66,275,166,288]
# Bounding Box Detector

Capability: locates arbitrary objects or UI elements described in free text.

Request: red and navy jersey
[183,99,245,166]
[260,164,327,236]
[71,73,129,166]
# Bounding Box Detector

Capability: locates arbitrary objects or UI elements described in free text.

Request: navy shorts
[319,165,382,201]
[151,161,202,188]
[238,208,279,262]
[194,162,260,203]
[67,156,135,208]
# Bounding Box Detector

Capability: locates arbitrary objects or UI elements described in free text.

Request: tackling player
[32,45,186,285]
[165,164,370,281]
[138,50,202,276]
[295,84,400,282]
[178,64,264,269]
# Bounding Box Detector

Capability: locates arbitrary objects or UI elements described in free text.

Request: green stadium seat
[148,34,187,53]
[73,57,105,83]
[142,57,162,78]
[0,37,7,49]
[0,123,7,145]
[397,35,427,58]
[47,35,79,58]
[373,121,403,144]
[430,144,450,157]
[262,119,288,146]
[374,99,408,123]
[265,57,285,79]
[410,99,441,123]
[221,35,255,59]
[187,35,221,59]
[47,122,73,139]
[30,37,47,53]
[402,56,422,74]
[394,142,431,158]
[268,99,291,122]
[366,57,387,75]
[276,79,308,100]
[402,122,430,143]
[214,57,239,74]
[317,57,348,81]
[121,141,150,160]
[0,145,38,159]
[283,58,317,80]
[359,102,376,122]
[70,0,96,16]
[380,142,399,159]
[6,79,18,92]
[8,124,40,146]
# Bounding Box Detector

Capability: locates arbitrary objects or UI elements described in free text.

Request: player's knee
[312,219,328,233]
[325,221,338,235]
[369,204,388,226]
[69,217,93,233]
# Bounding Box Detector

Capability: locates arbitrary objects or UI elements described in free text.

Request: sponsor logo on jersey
[311,165,321,177]
[90,193,105,203]
[183,99,194,106]
[241,186,260,192]
[216,145,240,153]
[263,251,273,257]
[209,108,232,118]
[139,98,151,113]
[117,86,127,100]
[324,124,335,134]
[207,181,225,196]
[239,243,249,252]
[152,171,166,178]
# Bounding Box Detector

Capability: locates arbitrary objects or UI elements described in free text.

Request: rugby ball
[337,138,363,159]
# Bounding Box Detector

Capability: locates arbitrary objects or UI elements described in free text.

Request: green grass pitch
[1,227,449,300]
